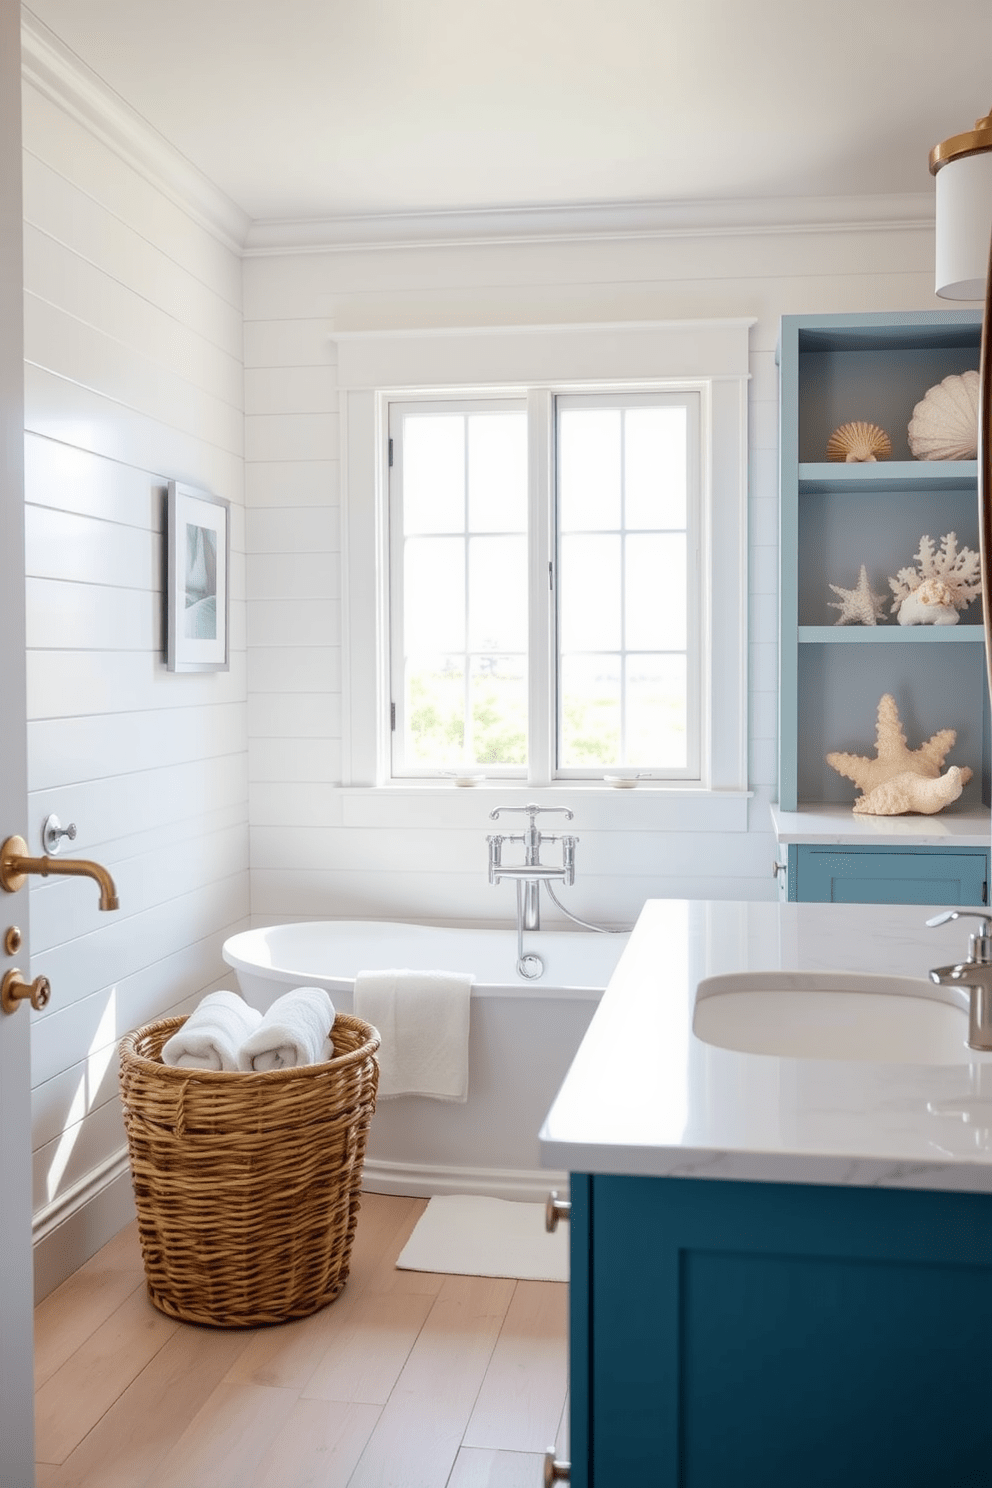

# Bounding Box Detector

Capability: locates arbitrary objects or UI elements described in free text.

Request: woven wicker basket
[118,1012,379,1328]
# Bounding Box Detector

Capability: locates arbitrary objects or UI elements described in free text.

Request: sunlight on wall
[46,986,118,1203]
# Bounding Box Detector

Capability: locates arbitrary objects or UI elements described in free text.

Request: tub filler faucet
[928,910,992,1051]
[487,804,577,978]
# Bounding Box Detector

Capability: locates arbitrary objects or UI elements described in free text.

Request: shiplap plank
[28,702,246,791]
[22,84,242,307]
[248,597,340,647]
[244,365,337,415]
[243,318,338,369]
[27,647,248,720]
[24,434,163,528]
[245,459,339,507]
[25,506,158,589]
[245,411,339,463]
[22,140,241,343]
[247,644,340,693]
[247,502,339,553]
[248,782,343,827]
[26,576,159,652]
[246,691,341,739]
[246,551,339,600]
[25,294,243,455]
[29,920,249,1091]
[248,737,339,784]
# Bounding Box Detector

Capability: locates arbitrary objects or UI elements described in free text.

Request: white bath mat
[396,1195,568,1282]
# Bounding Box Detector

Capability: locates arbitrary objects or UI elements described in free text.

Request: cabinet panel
[577,1174,992,1488]
[790,844,988,904]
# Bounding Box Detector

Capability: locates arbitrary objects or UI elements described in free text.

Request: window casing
[337,318,751,809]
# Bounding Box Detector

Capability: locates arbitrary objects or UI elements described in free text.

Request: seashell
[907,370,979,461]
[826,421,892,462]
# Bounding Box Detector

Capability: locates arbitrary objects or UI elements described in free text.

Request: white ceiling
[22,0,992,228]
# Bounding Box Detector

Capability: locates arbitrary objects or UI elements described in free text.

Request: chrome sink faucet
[487,803,576,933]
[928,910,992,1051]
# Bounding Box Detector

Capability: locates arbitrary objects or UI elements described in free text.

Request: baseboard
[361,1156,568,1204]
[32,1148,135,1302]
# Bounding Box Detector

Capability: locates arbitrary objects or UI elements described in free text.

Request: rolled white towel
[161,991,263,1072]
[237,985,336,1072]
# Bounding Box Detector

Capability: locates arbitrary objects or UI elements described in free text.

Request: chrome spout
[0,835,119,911]
[928,911,992,1051]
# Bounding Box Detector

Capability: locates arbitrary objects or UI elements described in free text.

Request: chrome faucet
[928,910,992,1051]
[487,803,576,934]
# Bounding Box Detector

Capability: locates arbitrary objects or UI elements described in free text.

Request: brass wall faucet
[0,835,119,911]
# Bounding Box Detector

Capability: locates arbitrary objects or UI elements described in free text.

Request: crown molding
[21,8,250,253]
[244,191,936,256]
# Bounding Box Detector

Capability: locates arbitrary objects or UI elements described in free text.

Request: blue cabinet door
[574,1174,992,1488]
[789,844,989,904]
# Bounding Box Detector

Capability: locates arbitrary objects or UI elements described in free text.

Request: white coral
[887,532,981,619]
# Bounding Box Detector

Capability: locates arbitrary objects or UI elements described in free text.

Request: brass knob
[544,1450,571,1485]
[1,968,51,1015]
[546,1190,571,1233]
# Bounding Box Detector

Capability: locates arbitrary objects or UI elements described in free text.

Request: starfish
[826,693,973,797]
[827,564,888,626]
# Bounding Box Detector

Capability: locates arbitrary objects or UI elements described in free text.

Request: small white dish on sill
[604,775,638,789]
[452,774,485,788]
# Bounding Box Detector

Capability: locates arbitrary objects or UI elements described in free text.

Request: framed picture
[166,482,230,672]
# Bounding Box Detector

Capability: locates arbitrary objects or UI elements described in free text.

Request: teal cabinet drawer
[788,844,989,905]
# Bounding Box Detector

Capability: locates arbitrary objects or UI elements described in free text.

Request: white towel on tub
[236,986,336,1072]
[161,990,263,1072]
[354,969,473,1101]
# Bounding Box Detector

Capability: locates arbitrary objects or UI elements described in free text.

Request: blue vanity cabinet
[568,1172,992,1488]
[787,842,989,904]
[776,311,990,902]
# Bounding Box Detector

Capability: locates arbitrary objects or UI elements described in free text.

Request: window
[388,389,700,782]
[338,318,750,807]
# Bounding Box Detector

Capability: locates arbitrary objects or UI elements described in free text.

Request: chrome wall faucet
[487,803,577,933]
[928,909,992,1051]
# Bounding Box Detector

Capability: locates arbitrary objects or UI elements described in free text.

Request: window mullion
[527,389,554,784]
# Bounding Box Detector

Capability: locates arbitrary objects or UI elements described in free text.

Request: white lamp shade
[935,150,992,300]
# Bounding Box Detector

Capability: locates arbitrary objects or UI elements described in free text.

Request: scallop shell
[826,421,893,463]
[907,370,979,461]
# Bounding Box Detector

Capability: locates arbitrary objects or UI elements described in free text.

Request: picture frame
[166,481,230,672]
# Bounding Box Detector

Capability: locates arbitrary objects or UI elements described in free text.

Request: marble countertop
[770,803,992,847]
[539,899,992,1193]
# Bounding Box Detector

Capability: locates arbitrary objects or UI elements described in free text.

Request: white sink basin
[693,970,973,1065]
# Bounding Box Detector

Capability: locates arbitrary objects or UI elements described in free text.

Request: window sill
[338,783,752,833]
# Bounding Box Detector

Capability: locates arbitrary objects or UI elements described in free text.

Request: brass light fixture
[930,108,992,696]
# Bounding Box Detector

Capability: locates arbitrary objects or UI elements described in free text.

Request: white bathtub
[222,920,630,1201]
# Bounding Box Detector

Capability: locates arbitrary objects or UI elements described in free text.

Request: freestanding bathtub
[222,920,630,1201]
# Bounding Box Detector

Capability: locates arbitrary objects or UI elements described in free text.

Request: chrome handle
[42,815,77,855]
[546,1190,571,1232]
[489,803,575,822]
[544,1450,571,1485]
[927,910,992,962]
[2,967,51,1015]
[772,860,786,879]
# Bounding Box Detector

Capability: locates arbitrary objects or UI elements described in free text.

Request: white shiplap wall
[22,80,249,1294]
[243,224,948,926]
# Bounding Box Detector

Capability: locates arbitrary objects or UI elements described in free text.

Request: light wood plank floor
[34,1193,570,1488]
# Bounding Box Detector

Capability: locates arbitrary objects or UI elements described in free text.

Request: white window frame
[338,320,752,826]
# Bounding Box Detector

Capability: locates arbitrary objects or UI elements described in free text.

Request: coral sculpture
[826,421,892,463]
[826,693,973,815]
[852,767,965,816]
[827,564,888,625]
[907,371,979,460]
[887,532,981,625]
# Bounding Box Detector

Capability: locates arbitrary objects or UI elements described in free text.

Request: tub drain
[516,954,544,980]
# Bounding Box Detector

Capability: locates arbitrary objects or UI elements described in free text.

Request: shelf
[798,625,986,645]
[798,461,977,495]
